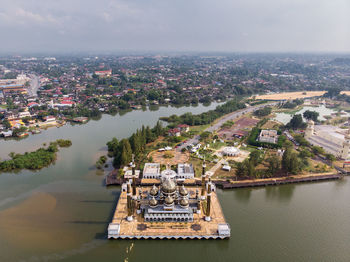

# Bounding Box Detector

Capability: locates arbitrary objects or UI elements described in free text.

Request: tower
[201,160,206,200]
[196,189,201,214]
[305,120,314,139]
[131,154,137,198]
[126,182,133,222]
[205,183,211,222]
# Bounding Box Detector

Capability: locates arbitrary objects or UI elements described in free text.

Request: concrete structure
[258,129,278,144]
[142,163,160,179]
[124,169,140,179]
[177,163,195,180]
[222,146,240,157]
[305,120,314,139]
[306,123,350,159]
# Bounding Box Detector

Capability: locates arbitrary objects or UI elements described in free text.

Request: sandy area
[149,150,189,165]
[254,91,327,100]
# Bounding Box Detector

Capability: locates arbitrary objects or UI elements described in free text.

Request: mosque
[108,161,231,239]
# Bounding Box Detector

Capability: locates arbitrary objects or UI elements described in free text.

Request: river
[0,103,350,262]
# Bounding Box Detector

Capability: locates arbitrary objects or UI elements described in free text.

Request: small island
[0,139,72,173]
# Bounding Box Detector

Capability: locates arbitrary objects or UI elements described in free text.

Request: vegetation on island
[96,155,107,169]
[0,139,72,172]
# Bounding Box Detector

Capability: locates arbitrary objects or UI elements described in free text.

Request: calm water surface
[1,103,350,262]
[274,105,350,124]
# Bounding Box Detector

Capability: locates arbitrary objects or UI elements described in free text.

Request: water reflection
[232,188,253,203]
[265,185,295,202]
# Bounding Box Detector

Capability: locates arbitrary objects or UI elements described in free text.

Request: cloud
[0,0,349,53]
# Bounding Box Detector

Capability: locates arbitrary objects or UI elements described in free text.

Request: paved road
[176,102,278,152]
[28,74,39,97]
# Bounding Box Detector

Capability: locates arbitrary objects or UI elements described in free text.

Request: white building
[18,111,31,118]
[143,163,161,179]
[222,146,240,157]
[124,169,141,179]
[258,130,278,144]
[177,163,195,180]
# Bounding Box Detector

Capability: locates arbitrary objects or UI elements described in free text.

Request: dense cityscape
[1,54,350,138]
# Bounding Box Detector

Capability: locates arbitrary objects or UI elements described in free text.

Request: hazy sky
[0,0,349,53]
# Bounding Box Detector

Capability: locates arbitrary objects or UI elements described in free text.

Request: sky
[0,0,349,54]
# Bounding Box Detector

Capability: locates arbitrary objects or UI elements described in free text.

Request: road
[27,74,39,97]
[176,102,278,152]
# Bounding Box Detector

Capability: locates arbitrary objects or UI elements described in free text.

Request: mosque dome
[161,169,177,180]
[149,197,158,207]
[179,185,188,196]
[150,185,158,196]
[180,198,189,207]
[162,178,176,194]
[164,196,174,206]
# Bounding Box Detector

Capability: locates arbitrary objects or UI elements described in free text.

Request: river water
[274,105,350,124]
[1,103,350,262]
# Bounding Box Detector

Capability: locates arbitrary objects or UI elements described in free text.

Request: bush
[56,139,72,147]
[163,152,174,159]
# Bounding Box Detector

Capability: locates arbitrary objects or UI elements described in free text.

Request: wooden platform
[108,187,230,239]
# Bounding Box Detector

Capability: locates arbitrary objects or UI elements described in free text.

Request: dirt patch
[254,91,326,100]
[149,150,189,165]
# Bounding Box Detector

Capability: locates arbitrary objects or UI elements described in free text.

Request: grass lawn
[189,156,215,177]
[190,124,210,133]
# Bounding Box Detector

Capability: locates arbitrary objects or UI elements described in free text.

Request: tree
[266,155,281,177]
[324,88,341,98]
[120,139,132,166]
[294,134,310,146]
[200,131,211,141]
[253,107,272,117]
[236,159,256,178]
[303,110,319,122]
[249,150,263,166]
[287,114,306,129]
[312,145,325,155]
[282,148,302,174]
[325,153,336,162]
[2,120,11,129]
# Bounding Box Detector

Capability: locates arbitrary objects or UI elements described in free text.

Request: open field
[254,91,326,100]
[148,150,189,165]
[340,91,350,96]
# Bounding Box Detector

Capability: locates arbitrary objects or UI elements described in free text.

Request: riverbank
[105,170,342,188]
